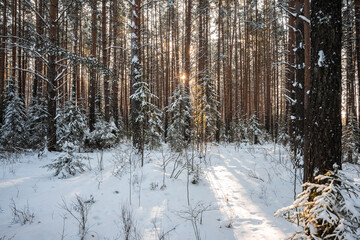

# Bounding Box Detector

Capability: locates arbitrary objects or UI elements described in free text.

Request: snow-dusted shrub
[62,194,95,240]
[85,119,120,150]
[27,98,48,150]
[230,118,247,145]
[177,202,212,240]
[0,82,28,151]
[230,115,268,145]
[275,170,360,239]
[10,199,35,225]
[43,145,87,178]
[245,115,268,144]
[120,204,142,240]
[342,117,360,164]
[276,121,290,146]
[57,101,88,151]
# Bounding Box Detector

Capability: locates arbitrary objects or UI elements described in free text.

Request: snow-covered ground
[0,143,334,240]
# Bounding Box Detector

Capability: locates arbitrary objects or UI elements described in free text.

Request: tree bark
[307,0,342,182]
[0,0,7,124]
[47,0,59,151]
[89,0,97,132]
[112,0,119,127]
[131,0,142,161]
[102,0,110,122]
[303,0,311,183]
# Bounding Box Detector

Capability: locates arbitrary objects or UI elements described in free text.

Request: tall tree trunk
[11,0,17,83]
[291,0,305,160]
[184,0,192,141]
[303,0,311,183]
[184,0,191,91]
[355,0,360,122]
[33,0,44,101]
[307,0,342,182]
[0,0,7,124]
[287,0,295,136]
[215,0,222,142]
[73,2,79,103]
[89,0,97,132]
[102,0,110,122]
[112,0,119,127]
[47,0,59,151]
[131,0,143,163]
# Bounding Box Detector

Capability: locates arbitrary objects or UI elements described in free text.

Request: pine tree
[276,169,360,239]
[131,0,142,158]
[196,75,220,143]
[27,98,48,149]
[306,0,342,182]
[130,81,163,163]
[167,83,192,152]
[57,101,88,151]
[85,118,120,150]
[0,81,28,151]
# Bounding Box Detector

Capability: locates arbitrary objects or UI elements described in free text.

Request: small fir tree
[275,169,360,239]
[27,97,48,150]
[57,101,88,151]
[130,81,163,153]
[85,118,120,150]
[43,142,87,179]
[0,80,28,151]
[167,83,192,152]
[195,75,220,143]
[342,116,360,164]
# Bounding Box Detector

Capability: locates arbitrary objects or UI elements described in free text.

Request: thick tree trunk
[307,0,342,182]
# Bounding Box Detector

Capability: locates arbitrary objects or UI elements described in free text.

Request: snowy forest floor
[1,143,359,240]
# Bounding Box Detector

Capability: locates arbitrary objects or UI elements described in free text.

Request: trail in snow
[205,144,297,240]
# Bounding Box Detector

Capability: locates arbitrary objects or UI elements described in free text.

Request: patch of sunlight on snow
[0,177,32,188]
[207,164,288,240]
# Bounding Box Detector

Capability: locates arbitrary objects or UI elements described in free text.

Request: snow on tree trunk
[131,0,143,161]
[47,0,58,151]
[307,0,342,182]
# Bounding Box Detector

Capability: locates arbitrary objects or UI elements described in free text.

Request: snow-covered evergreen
[27,98,48,150]
[167,83,192,152]
[230,115,267,145]
[85,118,120,150]
[56,101,88,151]
[195,75,220,142]
[130,81,163,150]
[0,81,28,151]
[275,169,360,239]
[342,117,359,164]
[42,144,87,179]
